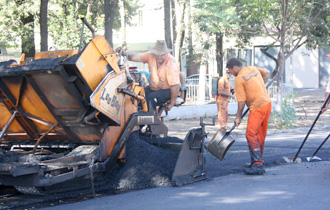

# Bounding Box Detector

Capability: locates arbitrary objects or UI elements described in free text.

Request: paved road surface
[42,129,330,210]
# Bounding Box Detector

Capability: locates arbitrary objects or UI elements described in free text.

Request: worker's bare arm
[234,101,245,127]
[125,52,142,62]
[115,47,142,62]
[261,69,270,83]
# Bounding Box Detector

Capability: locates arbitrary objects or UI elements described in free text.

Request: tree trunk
[198,64,206,102]
[186,0,192,76]
[104,0,118,47]
[119,0,126,48]
[170,0,176,53]
[40,0,48,52]
[215,32,223,76]
[174,0,186,63]
[21,14,35,58]
[276,47,284,114]
[164,0,172,50]
[275,0,288,116]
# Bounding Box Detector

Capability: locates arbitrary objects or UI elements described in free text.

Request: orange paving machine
[0,19,208,194]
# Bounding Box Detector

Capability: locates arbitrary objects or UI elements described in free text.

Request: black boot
[244,164,265,175]
[244,148,265,175]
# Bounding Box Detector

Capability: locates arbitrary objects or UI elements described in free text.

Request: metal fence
[267,81,294,99]
[185,77,293,105]
[185,77,211,104]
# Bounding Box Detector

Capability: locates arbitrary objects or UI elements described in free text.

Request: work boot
[244,164,265,175]
[244,163,252,168]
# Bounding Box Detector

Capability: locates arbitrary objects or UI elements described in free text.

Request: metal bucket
[206,129,235,160]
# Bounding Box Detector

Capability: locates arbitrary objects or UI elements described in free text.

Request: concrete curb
[163,103,238,121]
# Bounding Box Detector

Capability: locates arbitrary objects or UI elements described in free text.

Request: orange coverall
[235,66,271,165]
[216,75,232,131]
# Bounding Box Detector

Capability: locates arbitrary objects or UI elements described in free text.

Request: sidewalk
[43,160,330,210]
[165,88,330,139]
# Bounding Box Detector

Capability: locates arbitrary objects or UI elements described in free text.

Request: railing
[185,77,293,105]
[185,77,211,105]
[267,82,293,99]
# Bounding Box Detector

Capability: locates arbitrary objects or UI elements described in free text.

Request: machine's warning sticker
[90,72,126,125]
[138,116,154,124]
[76,58,85,71]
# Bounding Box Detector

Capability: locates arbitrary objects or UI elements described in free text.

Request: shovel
[206,108,249,160]
[306,133,330,162]
[291,93,330,163]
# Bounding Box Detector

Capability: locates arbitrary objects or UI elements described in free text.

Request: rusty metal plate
[90,71,127,125]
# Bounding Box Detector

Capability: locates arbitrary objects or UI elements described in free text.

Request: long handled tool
[306,133,330,162]
[292,93,330,163]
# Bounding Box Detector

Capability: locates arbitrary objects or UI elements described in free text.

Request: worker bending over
[226,58,271,175]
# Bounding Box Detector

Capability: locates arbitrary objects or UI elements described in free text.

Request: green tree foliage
[192,0,240,73]
[232,0,330,119]
[47,0,97,49]
[0,0,141,52]
[193,0,239,35]
[0,0,39,54]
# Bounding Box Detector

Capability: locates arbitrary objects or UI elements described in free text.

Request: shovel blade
[206,129,235,160]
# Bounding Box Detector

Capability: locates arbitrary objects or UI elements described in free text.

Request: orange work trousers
[246,102,272,163]
[216,99,228,131]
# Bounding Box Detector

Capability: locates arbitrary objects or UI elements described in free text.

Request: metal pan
[206,128,235,160]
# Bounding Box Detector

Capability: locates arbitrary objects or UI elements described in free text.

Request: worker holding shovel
[226,58,271,175]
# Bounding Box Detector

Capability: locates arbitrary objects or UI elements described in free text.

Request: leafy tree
[193,0,239,75]
[233,0,330,113]
[0,0,140,56]
[47,0,100,49]
[0,0,39,57]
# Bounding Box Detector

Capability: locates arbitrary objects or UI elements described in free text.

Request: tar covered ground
[103,131,182,191]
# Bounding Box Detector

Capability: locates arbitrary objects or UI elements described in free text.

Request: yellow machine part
[75,35,120,92]
[0,79,57,138]
[99,92,139,160]
[35,50,79,60]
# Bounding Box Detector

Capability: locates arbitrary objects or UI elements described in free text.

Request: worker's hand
[165,103,174,112]
[234,117,241,127]
[230,89,235,95]
[321,104,328,114]
[115,47,124,53]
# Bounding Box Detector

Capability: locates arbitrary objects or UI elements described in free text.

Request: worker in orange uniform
[116,40,180,113]
[226,58,271,175]
[216,70,235,131]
